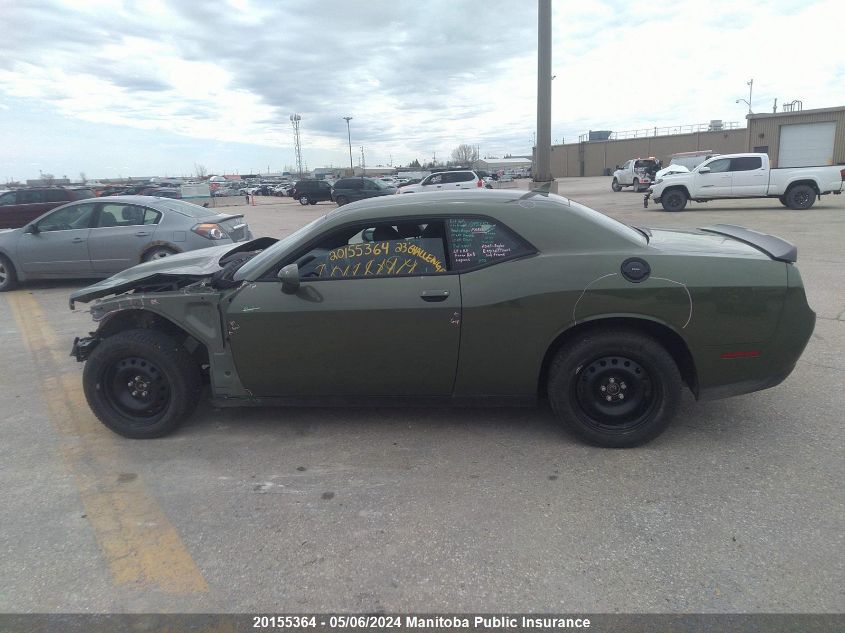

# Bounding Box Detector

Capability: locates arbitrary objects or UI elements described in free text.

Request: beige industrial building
[548,105,845,177]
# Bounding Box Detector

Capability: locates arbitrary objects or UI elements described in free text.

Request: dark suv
[331,177,396,205]
[0,187,96,228]
[290,180,333,205]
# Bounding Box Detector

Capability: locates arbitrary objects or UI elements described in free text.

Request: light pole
[534,0,552,183]
[343,117,353,172]
[736,78,753,114]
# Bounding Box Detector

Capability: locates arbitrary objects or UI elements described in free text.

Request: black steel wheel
[547,329,682,447]
[661,188,688,212]
[0,254,18,292]
[611,178,622,192]
[83,329,202,438]
[785,184,816,210]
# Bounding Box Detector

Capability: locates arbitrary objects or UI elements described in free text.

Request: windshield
[233,215,329,281]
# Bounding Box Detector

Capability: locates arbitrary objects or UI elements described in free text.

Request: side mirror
[698,166,711,173]
[277,263,300,294]
[24,224,39,234]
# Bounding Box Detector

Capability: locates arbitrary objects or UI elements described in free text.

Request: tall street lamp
[343,117,353,172]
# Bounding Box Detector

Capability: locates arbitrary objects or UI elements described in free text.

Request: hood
[69,236,277,308]
[655,164,690,179]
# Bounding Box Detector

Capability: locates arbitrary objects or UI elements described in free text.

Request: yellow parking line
[6,291,209,595]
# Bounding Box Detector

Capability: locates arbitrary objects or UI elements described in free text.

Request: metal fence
[578,121,743,143]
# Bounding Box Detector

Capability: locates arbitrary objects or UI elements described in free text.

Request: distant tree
[41,173,55,186]
[408,158,421,168]
[451,144,479,165]
[79,172,87,184]
[194,163,208,179]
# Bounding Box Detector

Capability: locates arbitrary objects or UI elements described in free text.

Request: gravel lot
[1,178,842,613]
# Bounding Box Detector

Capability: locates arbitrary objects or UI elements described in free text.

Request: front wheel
[335,195,349,206]
[661,188,688,212]
[83,329,202,438]
[611,178,622,192]
[784,184,816,210]
[547,329,682,447]
[299,195,310,205]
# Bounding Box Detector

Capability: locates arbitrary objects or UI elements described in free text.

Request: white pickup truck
[645,152,845,212]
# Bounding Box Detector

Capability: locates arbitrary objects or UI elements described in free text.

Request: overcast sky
[1,0,843,181]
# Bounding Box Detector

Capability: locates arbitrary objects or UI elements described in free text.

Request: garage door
[778,121,836,167]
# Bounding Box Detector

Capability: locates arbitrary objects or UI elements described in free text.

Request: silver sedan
[0,195,252,291]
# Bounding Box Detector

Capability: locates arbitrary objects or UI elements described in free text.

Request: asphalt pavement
[1,179,842,613]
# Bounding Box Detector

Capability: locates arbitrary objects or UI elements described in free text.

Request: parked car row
[0,195,252,292]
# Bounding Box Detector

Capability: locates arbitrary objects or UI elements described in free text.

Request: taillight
[192,223,227,240]
[477,178,483,187]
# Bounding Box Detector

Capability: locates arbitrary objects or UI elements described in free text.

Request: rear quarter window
[447,218,534,270]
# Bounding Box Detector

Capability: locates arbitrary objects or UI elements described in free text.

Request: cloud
[0,0,843,178]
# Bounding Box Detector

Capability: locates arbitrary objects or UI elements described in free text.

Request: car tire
[611,178,622,192]
[309,199,318,205]
[142,246,178,262]
[661,188,688,212]
[83,328,202,439]
[547,329,682,448]
[299,195,310,205]
[784,184,816,210]
[778,195,789,207]
[632,178,641,193]
[0,254,18,292]
[335,195,349,206]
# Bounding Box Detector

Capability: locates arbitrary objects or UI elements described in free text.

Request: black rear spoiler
[699,224,797,263]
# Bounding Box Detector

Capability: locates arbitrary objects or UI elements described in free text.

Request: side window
[730,156,763,171]
[447,218,533,271]
[704,158,731,173]
[0,192,15,205]
[295,221,449,279]
[97,203,146,227]
[425,174,442,185]
[18,190,45,204]
[362,180,378,190]
[37,203,96,232]
[623,160,632,169]
[453,172,475,183]
[144,208,161,225]
[44,190,68,203]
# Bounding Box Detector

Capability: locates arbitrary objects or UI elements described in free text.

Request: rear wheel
[784,184,816,210]
[83,329,202,438]
[611,178,622,192]
[299,195,310,205]
[547,329,682,447]
[632,178,641,193]
[309,199,318,205]
[779,195,788,207]
[335,195,349,206]
[661,188,688,212]
[142,246,177,262]
[0,254,18,292]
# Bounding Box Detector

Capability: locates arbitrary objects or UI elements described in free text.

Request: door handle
[135,231,151,236]
[421,290,450,302]
[72,237,86,243]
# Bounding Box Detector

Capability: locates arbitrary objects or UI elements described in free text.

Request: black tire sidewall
[548,330,682,447]
[662,189,687,212]
[612,178,621,192]
[786,185,815,210]
[83,329,201,438]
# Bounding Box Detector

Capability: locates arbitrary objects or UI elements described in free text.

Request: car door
[88,202,161,274]
[225,219,461,397]
[619,161,633,185]
[420,173,446,191]
[360,179,381,199]
[728,156,766,196]
[693,157,732,196]
[452,172,476,189]
[16,202,96,277]
[345,179,364,201]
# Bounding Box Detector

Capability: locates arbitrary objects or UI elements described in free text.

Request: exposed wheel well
[785,180,820,195]
[662,185,690,198]
[537,317,698,399]
[96,309,209,370]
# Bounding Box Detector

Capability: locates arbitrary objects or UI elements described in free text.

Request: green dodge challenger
[69,190,815,447]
